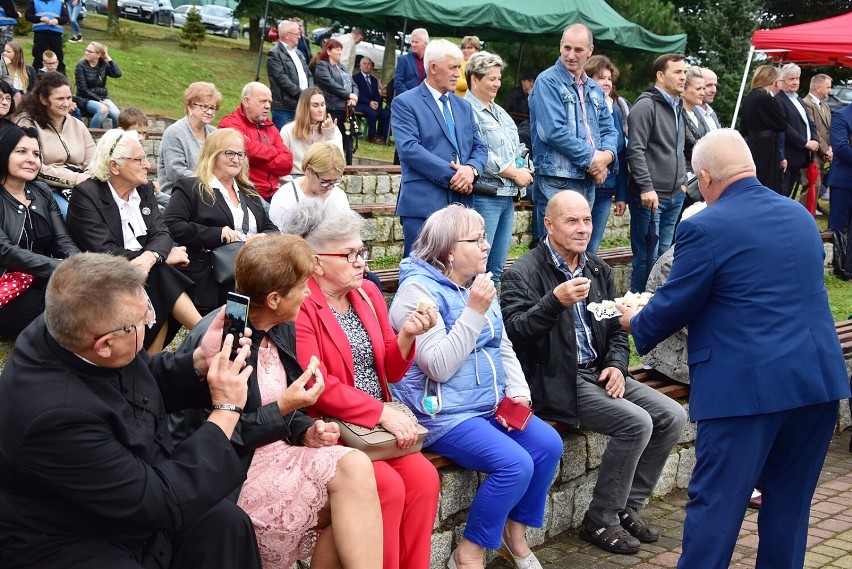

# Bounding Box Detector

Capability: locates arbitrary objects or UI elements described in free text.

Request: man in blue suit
[619,128,850,569]
[391,39,487,255]
[393,28,428,97]
[353,56,390,143]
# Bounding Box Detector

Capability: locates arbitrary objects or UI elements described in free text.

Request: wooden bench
[423,319,852,470]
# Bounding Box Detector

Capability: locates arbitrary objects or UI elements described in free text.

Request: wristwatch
[150,251,163,264]
[211,403,244,415]
[466,164,480,181]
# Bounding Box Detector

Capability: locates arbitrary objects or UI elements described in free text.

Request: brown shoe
[579,512,640,554]
[618,507,660,542]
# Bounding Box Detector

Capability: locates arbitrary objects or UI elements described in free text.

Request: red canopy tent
[732,12,852,126]
[751,11,852,67]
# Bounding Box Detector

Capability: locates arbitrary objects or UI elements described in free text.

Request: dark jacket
[500,244,629,425]
[0,316,245,568]
[67,178,172,261]
[266,41,313,112]
[0,180,79,278]
[627,87,686,199]
[74,58,122,102]
[163,176,278,309]
[683,108,710,176]
[176,312,315,488]
[777,91,818,170]
[314,60,358,111]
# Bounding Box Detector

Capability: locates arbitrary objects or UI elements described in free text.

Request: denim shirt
[464,91,526,197]
[529,58,618,180]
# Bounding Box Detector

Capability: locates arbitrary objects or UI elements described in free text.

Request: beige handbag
[327,289,428,461]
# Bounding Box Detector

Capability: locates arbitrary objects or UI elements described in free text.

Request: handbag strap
[356,287,392,400]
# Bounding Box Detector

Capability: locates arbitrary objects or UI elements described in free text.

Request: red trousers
[373,453,440,569]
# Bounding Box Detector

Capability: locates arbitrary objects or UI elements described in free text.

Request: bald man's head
[546,189,590,219]
[692,129,756,202]
[544,190,593,260]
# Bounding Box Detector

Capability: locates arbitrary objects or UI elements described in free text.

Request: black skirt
[143,262,194,349]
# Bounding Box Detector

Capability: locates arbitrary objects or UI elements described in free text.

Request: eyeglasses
[193,102,219,114]
[84,49,98,54]
[310,168,342,190]
[221,150,247,160]
[317,248,370,264]
[124,155,150,166]
[0,95,11,104]
[457,234,489,248]
[96,290,156,339]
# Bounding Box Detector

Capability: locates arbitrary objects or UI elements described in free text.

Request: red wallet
[495,397,534,431]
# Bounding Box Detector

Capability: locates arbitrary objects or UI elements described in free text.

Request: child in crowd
[25,0,68,73]
[120,107,168,207]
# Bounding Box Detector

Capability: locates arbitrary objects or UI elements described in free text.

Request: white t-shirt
[269,179,350,231]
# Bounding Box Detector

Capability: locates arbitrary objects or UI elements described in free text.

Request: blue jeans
[589,193,613,253]
[427,414,563,549]
[66,0,81,36]
[628,191,684,293]
[473,194,515,286]
[52,189,69,218]
[86,99,120,128]
[533,175,594,244]
[271,109,294,131]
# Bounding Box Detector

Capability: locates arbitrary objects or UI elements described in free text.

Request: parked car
[120,0,173,25]
[828,85,852,114]
[310,25,402,71]
[174,4,239,38]
[85,0,108,15]
[240,17,280,42]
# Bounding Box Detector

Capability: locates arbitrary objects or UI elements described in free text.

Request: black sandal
[579,513,640,554]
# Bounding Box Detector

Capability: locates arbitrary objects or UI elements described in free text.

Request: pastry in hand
[416,298,436,314]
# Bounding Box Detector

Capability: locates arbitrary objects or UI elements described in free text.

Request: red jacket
[296,278,415,428]
[218,105,293,201]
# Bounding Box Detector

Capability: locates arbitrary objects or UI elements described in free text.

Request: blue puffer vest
[391,257,505,447]
[0,4,17,26]
[32,0,63,33]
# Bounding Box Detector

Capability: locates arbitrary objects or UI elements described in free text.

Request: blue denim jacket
[464,92,526,197]
[529,59,618,180]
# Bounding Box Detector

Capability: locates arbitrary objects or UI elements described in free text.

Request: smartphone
[222,292,250,359]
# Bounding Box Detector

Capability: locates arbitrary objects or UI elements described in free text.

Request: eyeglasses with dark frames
[310,168,342,190]
[193,102,219,114]
[221,150,247,160]
[457,234,489,249]
[317,248,370,264]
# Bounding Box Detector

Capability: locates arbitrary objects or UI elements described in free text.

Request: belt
[577,361,597,370]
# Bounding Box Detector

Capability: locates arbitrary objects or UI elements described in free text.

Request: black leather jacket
[500,244,629,426]
[0,180,79,278]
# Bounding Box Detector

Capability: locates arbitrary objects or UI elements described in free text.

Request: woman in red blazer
[287,200,440,569]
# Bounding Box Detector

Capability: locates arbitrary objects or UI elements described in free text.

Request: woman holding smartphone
[279,87,344,181]
[388,204,563,569]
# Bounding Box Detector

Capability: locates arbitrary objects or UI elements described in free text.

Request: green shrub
[109,20,141,49]
[180,9,205,51]
[13,18,32,36]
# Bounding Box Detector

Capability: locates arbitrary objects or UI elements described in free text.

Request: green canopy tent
[262,0,686,78]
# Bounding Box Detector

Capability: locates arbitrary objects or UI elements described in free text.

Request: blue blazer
[391,82,487,219]
[393,51,421,96]
[631,177,849,421]
[353,71,380,106]
[828,104,852,190]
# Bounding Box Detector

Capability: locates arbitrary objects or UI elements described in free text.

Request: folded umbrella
[645,214,659,285]
[806,161,819,215]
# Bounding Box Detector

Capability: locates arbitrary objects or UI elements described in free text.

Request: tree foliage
[180,9,206,52]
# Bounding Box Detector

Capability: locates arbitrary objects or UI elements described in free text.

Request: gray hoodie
[627,88,686,199]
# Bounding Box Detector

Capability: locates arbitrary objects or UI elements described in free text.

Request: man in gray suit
[267,19,313,130]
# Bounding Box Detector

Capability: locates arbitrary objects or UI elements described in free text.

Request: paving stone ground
[488,433,852,569]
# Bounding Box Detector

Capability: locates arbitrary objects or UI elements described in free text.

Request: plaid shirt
[544,237,598,364]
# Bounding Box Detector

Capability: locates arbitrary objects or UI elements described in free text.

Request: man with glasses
[0,253,263,569]
[501,190,687,555]
[267,19,313,130]
[220,81,293,203]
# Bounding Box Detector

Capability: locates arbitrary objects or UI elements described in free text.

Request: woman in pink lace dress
[181,233,382,568]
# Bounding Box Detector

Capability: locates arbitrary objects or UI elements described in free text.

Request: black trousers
[0,281,46,339]
[32,30,65,74]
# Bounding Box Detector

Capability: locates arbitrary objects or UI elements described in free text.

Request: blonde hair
[751,65,779,90]
[302,141,344,177]
[4,42,29,91]
[84,41,108,64]
[183,81,223,112]
[192,128,257,205]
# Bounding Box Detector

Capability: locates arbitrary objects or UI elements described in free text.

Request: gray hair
[465,51,503,87]
[411,28,429,43]
[241,81,269,99]
[88,128,141,181]
[45,253,147,351]
[779,63,801,80]
[424,39,462,71]
[279,20,297,37]
[277,199,365,252]
[691,128,755,182]
[412,204,484,276]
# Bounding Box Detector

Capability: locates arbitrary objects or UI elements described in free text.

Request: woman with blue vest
[24,0,68,73]
[388,204,563,569]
